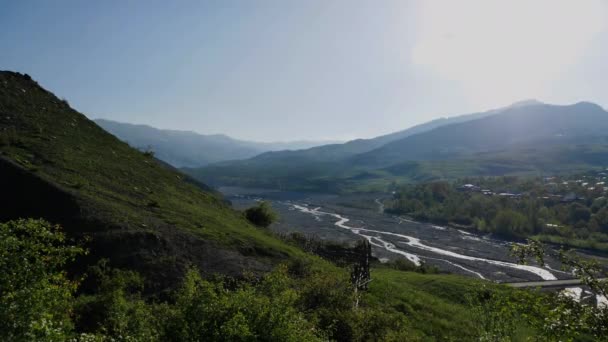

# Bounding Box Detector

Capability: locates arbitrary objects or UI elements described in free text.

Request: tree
[0,219,84,341]
[244,201,278,228]
[350,240,372,309]
[492,209,531,237]
[167,266,322,342]
[568,203,591,224]
[592,207,608,233]
[509,240,608,340]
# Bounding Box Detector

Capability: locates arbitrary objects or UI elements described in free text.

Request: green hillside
[0,71,307,290]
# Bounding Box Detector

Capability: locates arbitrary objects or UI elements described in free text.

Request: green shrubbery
[244,201,278,228]
[166,266,323,341]
[0,218,420,341]
[6,218,607,341]
[0,219,84,341]
[387,177,608,250]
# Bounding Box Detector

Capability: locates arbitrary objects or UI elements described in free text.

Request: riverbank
[222,187,568,282]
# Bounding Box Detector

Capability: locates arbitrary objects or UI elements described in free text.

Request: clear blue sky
[2,0,607,142]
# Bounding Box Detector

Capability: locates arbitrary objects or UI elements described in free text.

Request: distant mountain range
[186,100,608,192]
[353,101,608,167]
[94,119,341,167]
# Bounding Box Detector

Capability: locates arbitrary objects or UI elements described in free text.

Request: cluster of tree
[386,178,608,249]
[0,219,415,341]
[3,218,608,341]
[0,220,608,342]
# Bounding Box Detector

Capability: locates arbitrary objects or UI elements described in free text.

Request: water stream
[292,204,557,281]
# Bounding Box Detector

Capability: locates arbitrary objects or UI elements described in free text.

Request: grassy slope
[368,269,516,340]
[0,71,309,286]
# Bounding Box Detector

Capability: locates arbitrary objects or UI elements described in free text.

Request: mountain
[353,101,608,167]
[94,119,340,167]
[0,71,307,291]
[182,103,518,189]
[238,103,508,165]
[187,101,608,192]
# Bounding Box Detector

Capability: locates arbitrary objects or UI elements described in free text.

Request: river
[221,187,571,282]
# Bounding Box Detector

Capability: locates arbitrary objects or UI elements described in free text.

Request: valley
[4,2,608,338]
[222,187,568,283]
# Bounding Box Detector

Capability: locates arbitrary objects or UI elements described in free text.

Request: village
[457,168,608,203]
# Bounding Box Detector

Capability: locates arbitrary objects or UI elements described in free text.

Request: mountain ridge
[352,101,608,167]
[188,100,608,192]
[95,118,341,167]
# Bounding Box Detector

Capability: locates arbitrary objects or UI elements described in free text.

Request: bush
[74,261,162,341]
[385,259,418,272]
[164,266,323,342]
[0,219,84,341]
[244,201,278,228]
[142,147,155,157]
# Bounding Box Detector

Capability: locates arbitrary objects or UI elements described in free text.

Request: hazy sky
[2,0,607,142]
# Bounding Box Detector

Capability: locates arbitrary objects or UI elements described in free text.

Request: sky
[2,0,608,142]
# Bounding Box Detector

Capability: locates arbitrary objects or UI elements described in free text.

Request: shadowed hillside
[0,71,305,292]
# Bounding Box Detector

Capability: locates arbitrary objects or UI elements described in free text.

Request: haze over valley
[3,1,608,340]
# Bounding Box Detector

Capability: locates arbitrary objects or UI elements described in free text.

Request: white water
[462,235,482,242]
[374,198,385,213]
[598,295,608,308]
[292,204,557,281]
[398,217,418,224]
[371,236,422,266]
[545,264,572,275]
[562,287,583,302]
[423,255,486,279]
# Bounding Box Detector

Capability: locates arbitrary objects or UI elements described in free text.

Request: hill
[229,101,508,165]
[188,101,608,192]
[0,71,535,341]
[95,119,339,167]
[0,71,307,291]
[353,101,608,167]
[3,71,606,341]
[181,102,513,189]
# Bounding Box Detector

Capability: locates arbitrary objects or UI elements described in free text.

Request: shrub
[163,266,323,341]
[0,219,85,341]
[73,261,161,341]
[244,201,278,228]
[142,148,155,158]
